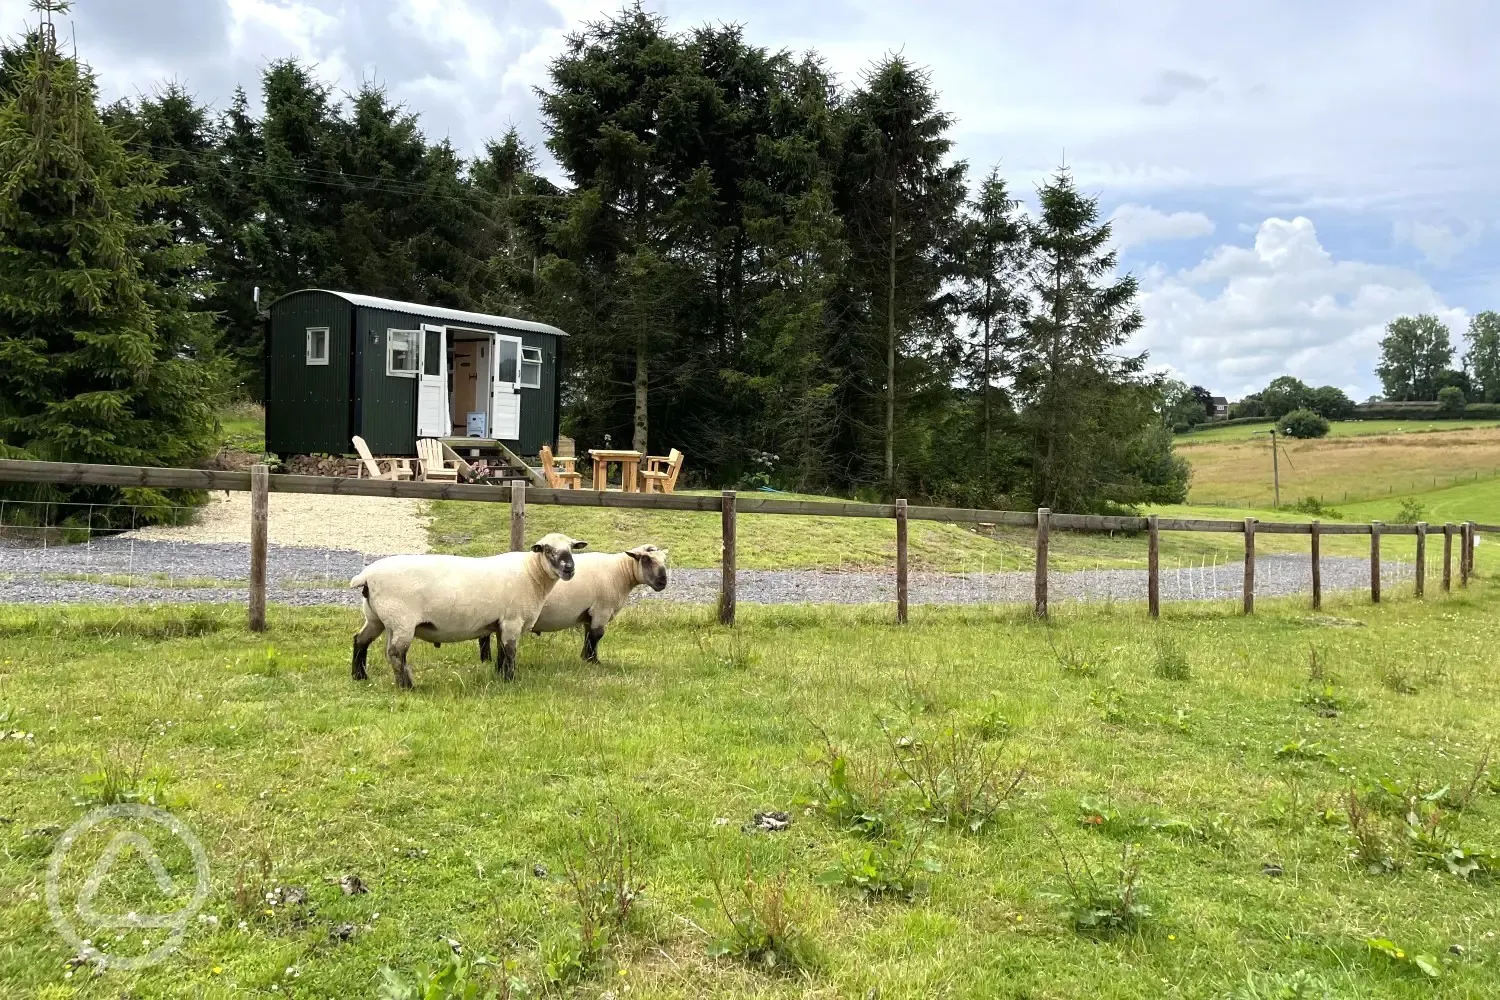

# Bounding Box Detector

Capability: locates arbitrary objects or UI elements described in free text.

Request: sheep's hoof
[352,667,368,681]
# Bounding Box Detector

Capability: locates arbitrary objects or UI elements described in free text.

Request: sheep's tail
[349,569,370,598]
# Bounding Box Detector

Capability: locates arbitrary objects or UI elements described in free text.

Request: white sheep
[349,531,588,688]
[478,544,669,665]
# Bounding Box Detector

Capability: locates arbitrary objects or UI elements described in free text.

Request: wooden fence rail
[0,459,1487,629]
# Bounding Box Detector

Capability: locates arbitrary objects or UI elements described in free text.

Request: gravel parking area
[0,537,1405,608]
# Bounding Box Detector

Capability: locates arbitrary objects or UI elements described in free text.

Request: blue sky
[6,0,1496,400]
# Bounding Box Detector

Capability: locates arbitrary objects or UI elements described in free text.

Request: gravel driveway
[0,536,1404,608]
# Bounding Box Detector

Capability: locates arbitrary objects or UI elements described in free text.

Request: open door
[490,334,523,441]
[417,325,448,439]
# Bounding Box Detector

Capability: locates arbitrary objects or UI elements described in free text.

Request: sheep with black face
[478,544,670,664]
[349,532,588,688]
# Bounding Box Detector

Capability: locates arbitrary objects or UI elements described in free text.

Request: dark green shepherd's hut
[264,290,567,459]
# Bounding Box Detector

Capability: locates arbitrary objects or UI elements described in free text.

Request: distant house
[1210,396,1229,419]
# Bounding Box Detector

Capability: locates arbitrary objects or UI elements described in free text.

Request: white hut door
[490,334,523,441]
[416,325,448,438]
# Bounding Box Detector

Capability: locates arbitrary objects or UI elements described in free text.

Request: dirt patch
[122,491,431,554]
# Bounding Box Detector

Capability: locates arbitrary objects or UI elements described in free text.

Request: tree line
[1375,312,1500,406]
[0,3,1188,516]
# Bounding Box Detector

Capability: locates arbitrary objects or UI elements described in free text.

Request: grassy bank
[2,591,1499,997]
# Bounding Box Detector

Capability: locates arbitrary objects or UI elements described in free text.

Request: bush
[1437,386,1466,416]
[1277,409,1330,439]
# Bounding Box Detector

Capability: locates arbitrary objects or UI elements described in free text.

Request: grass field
[217,402,265,455]
[1175,424,1500,507]
[3,591,1499,998]
[1176,419,1500,444]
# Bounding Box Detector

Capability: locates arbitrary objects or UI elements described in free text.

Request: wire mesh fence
[0,492,1431,613]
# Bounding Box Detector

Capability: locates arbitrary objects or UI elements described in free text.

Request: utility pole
[1270,428,1280,509]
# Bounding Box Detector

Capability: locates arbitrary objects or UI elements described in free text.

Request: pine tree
[0,2,220,521]
[840,56,966,494]
[1019,169,1152,511]
[958,167,1028,476]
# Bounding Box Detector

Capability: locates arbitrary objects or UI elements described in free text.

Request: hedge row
[1349,403,1500,420]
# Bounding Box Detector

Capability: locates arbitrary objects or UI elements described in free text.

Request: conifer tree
[0,1,220,521]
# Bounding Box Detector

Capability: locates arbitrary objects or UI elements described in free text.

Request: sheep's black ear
[531,543,544,553]
[571,540,588,551]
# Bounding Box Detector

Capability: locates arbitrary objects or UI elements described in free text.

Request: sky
[4,0,1497,400]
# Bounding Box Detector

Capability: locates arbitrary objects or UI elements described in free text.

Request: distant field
[1177,419,1500,444]
[1177,424,1500,507]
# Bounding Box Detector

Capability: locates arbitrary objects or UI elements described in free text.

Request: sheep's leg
[352,616,384,681]
[478,635,491,663]
[581,624,606,663]
[496,620,522,682]
[581,608,612,663]
[385,630,416,690]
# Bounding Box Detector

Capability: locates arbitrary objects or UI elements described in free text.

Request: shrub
[1437,385,1466,416]
[701,858,815,972]
[1050,837,1155,935]
[1277,409,1330,439]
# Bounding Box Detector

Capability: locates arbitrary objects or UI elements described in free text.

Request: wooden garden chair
[538,445,582,490]
[640,448,684,494]
[352,435,413,481]
[416,438,460,483]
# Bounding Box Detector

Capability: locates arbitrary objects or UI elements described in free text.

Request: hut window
[518,345,543,388]
[305,327,329,365]
[386,329,420,377]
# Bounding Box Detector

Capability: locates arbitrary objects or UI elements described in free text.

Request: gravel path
[0,537,1405,608]
[120,491,430,554]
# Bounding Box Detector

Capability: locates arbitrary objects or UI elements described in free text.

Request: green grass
[216,402,265,454]
[1177,419,1500,444]
[3,591,1500,997]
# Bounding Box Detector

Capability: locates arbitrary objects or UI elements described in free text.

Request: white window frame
[518,345,543,389]
[305,326,329,366]
[386,328,421,378]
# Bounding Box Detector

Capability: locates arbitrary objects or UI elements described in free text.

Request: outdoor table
[588,449,643,492]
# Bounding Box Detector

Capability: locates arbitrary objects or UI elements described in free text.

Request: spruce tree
[958,167,1028,475]
[0,2,219,521]
[1019,169,1153,511]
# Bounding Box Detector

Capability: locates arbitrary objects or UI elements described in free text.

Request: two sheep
[350,532,587,688]
[350,536,669,688]
[479,543,669,664]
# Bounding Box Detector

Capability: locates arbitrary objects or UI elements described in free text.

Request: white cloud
[1394,219,1484,267]
[1109,204,1214,251]
[1135,216,1468,399]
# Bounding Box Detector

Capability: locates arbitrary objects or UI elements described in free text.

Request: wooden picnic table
[588,449,643,493]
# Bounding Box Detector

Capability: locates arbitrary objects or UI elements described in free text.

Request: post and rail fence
[0,458,1486,630]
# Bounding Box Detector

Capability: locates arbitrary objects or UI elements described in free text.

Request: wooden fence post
[248,463,269,632]
[1414,522,1426,598]
[1147,513,1160,618]
[719,490,737,626]
[1034,508,1050,619]
[1443,522,1455,592]
[1461,521,1473,587]
[1369,520,1381,604]
[895,498,909,625]
[1243,517,1256,615]
[1310,519,1321,611]
[509,480,526,552]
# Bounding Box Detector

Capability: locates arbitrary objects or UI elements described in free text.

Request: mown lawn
[2,589,1499,998]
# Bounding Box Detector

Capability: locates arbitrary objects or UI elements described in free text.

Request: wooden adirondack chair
[538,445,582,489]
[640,448,684,494]
[352,435,413,480]
[416,438,460,482]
